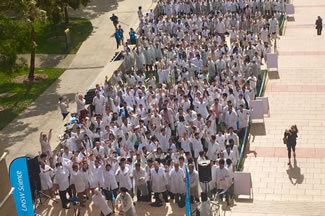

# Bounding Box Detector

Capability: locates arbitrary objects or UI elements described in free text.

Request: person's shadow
[286,158,304,185]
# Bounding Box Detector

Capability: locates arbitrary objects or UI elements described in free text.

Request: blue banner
[185,165,192,216]
[9,157,35,216]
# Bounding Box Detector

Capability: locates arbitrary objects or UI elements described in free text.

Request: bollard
[65,28,71,51]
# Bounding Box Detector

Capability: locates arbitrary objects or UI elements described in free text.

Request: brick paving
[230,0,325,215]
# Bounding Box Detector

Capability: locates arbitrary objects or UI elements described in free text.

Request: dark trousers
[317,27,322,35]
[154,191,168,203]
[102,188,118,200]
[169,192,185,207]
[287,143,296,159]
[59,186,72,208]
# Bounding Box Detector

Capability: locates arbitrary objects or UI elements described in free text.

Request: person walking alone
[284,125,299,165]
[110,14,119,30]
[315,16,323,36]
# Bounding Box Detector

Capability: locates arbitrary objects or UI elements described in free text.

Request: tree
[0,13,29,75]
[15,0,47,80]
[62,0,90,24]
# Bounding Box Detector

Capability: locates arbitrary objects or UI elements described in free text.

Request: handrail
[88,49,123,90]
[0,187,14,208]
[0,151,8,162]
[237,70,268,171]
[258,71,267,97]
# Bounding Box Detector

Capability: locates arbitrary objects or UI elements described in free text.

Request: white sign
[286,4,295,15]
[250,100,264,120]
[234,172,252,196]
[256,97,269,116]
[266,53,278,70]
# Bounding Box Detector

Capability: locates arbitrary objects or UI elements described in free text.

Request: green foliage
[0,13,29,74]
[0,68,65,130]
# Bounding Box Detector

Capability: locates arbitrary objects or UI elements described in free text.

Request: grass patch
[0,68,65,130]
[28,17,93,54]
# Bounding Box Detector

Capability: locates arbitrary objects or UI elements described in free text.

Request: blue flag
[185,165,192,216]
[9,157,35,216]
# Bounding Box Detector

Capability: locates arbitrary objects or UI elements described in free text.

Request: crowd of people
[51,0,283,215]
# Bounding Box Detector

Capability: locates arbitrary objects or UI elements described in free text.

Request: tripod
[191,182,222,216]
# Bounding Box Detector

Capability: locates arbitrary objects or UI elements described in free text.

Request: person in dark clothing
[110,14,119,30]
[284,125,299,165]
[315,16,323,35]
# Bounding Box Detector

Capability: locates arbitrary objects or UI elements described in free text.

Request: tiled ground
[229,0,325,215]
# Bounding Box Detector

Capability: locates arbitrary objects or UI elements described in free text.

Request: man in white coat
[150,161,168,206]
[224,105,238,130]
[92,188,113,216]
[237,104,250,130]
[93,91,106,116]
[169,162,186,207]
[215,159,232,205]
[54,162,72,209]
[115,187,136,216]
[116,158,132,192]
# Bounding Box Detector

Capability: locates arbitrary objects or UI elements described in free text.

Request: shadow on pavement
[0,78,76,149]
[69,0,123,20]
[286,158,304,185]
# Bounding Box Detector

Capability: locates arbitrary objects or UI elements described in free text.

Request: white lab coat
[237,109,250,129]
[189,170,200,199]
[207,142,221,161]
[93,95,106,115]
[169,168,186,194]
[116,166,132,190]
[215,167,232,190]
[40,165,53,190]
[102,169,118,190]
[92,193,113,215]
[53,166,70,191]
[70,170,86,193]
[151,167,167,193]
[116,192,136,216]
[224,110,238,130]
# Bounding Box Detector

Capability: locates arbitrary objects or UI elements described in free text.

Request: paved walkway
[18,54,75,68]
[229,0,325,215]
[0,0,155,164]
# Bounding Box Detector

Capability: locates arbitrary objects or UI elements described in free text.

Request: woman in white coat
[92,189,112,216]
[39,161,54,197]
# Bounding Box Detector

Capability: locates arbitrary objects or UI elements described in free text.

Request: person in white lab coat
[224,104,238,130]
[215,159,232,205]
[54,162,72,209]
[150,161,168,206]
[198,192,212,216]
[116,158,132,192]
[70,163,87,206]
[207,135,221,161]
[115,187,136,216]
[169,162,186,207]
[133,162,149,201]
[92,91,106,116]
[237,104,250,130]
[92,188,113,216]
[223,145,237,167]
[102,163,119,202]
[39,161,54,197]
